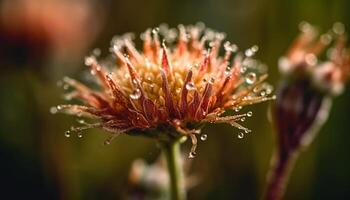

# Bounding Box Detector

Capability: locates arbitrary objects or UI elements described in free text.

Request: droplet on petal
[84,56,95,66]
[305,53,318,66]
[245,72,257,84]
[50,107,58,114]
[129,89,142,100]
[188,151,196,158]
[247,111,253,117]
[200,134,208,141]
[186,82,196,90]
[237,132,244,139]
[65,131,71,138]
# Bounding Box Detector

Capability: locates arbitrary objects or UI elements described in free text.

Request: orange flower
[52,23,274,157]
[274,22,350,154]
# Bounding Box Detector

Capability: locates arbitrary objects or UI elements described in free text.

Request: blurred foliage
[0,0,349,199]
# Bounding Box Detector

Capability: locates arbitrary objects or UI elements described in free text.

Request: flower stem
[263,151,297,200]
[163,139,186,200]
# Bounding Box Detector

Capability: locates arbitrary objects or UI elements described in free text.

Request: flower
[265,22,349,200]
[273,22,350,155]
[52,23,274,157]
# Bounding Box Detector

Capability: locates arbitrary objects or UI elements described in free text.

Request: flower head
[273,22,350,155]
[53,23,274,157]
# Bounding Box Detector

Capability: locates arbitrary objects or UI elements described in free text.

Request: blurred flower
[0,0,102,66]
[53,23,274,157]
[127,155,197,199]
[265,22,350,200]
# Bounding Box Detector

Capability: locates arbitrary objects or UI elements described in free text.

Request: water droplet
[129,89,141,100]
[84,56,95,66]
[333,22,345,35]
[251,45,259,52]
[56,105,62,110]
[240,67,247,74]
[194,129,201,134]
[77,119,85,124]
[299,21,313,33]
[200,134,208,141]
[320,34,332,45]
[237,132,244,139]
[63,84,69,90]
[224,41,238,52]
[234,106,242,112]
[208,77,215,84]
[240,117,246,122]
[152,27,160,34]
[92,48,101,56]
[50,107,58,114]
[186,82,195,90]
[77,132,83,138]
[104,139,111,145]
[245,72,257,84]
[305,54,317,66]
[188,151,196,159]
[65,131,71,138]
[245,49,254,57]
[247,111,253,117]
[260,91,266,97]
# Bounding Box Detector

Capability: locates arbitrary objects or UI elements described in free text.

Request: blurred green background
[0,0,349,199]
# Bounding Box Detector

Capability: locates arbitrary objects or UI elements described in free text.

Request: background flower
[0,0,349,199]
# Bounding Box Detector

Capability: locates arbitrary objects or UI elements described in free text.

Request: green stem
[163,139,186,200]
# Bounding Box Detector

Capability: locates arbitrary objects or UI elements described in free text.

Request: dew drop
[77,132,83,138]
[129,89,141,100]
[56,105,62,110]
[194,129,201,134]
[92,48,101,57]
[225,67,231,76]
[202,78,208,85]
[200,134,208,141]
[188,152,196,159]
[50,107,58,114]
[65,131,71,138]
[320,34,332,45]
[260,91,266,97]
[186,82,196,90]
[77,119,85,124]
[104,140,111,145]
[209,77,215,84]
[305,53,317,66]
[251,45,259,52]
[237,132,244,139]
[152,27,160,34]
[84,56,95,66]
[240,117,246,122]
[224,41,238,52]
[245,72,257,85]
[333,22,345,35]
[245,49,254,57]
[234,106,242,112]
[247,111,253,117]
[240,67,247,74]
[63,84,69,90]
